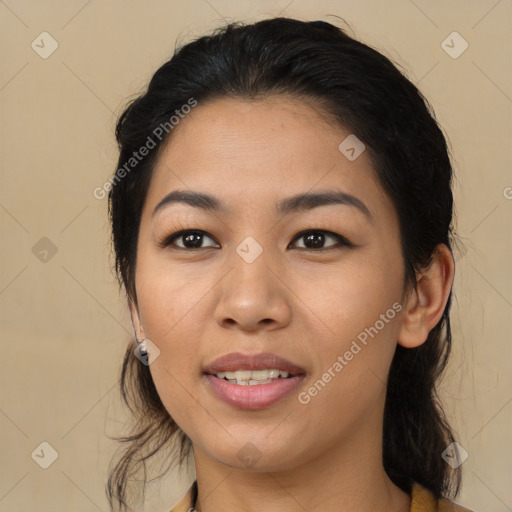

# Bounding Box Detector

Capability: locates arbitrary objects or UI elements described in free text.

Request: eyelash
[158,228,354,251]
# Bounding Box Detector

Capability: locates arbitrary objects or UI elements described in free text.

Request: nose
[214,249,292,332]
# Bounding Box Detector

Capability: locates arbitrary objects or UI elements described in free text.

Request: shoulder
[411,482,475,512]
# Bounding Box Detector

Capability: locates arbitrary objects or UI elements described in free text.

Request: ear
[128,296,146,341]
[397,243,455,348]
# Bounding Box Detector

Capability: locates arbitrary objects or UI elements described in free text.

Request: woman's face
[131,95,409,471]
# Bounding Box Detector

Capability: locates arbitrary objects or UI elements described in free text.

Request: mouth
[203,352,306,409]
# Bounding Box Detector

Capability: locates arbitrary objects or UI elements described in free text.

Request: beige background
[1,0,511,511]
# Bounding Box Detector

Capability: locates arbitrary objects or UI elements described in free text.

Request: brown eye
[289,230,353,250]
[160,230,219,249]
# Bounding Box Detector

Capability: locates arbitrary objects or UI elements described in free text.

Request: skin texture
[129,96,455,512]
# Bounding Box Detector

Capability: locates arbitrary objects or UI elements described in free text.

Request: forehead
[144,95,393,221]
[158,95,345,164]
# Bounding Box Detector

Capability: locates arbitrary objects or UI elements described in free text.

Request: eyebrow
[152,189,372,221]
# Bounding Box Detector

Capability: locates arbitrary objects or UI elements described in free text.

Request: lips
[204,373,305,409]
[202,352,306,409]
[203,352,306,376]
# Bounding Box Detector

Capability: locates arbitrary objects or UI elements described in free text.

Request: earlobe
[128,296,146,340]
[397,244,455,349]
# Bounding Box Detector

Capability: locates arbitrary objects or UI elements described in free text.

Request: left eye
[289,230,352,250]
[159,229,352,251]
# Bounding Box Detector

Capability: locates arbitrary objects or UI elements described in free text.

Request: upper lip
[204,352,306,376]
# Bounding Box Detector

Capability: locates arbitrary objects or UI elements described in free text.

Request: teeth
[229,378,275,385]
[249,379,273,385]
[215,369,291,383]
[235,370,252,380]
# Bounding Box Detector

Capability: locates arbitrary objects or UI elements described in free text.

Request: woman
[106,17,474,512]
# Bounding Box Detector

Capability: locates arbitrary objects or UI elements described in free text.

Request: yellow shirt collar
[169,481,474,512]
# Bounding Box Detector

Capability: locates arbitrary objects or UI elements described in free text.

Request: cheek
[295,248,404,344]
[135,248,215,342]
[138,272,207,430]
[296,295,401,437]
[296,247,404,397]
[134,258,212,409]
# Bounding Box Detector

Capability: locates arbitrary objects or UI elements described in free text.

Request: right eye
[159,230,220,250]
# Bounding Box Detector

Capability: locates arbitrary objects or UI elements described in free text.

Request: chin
[200,435,308,473]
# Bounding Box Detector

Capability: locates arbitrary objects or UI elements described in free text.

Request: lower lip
[204,374,305,410]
